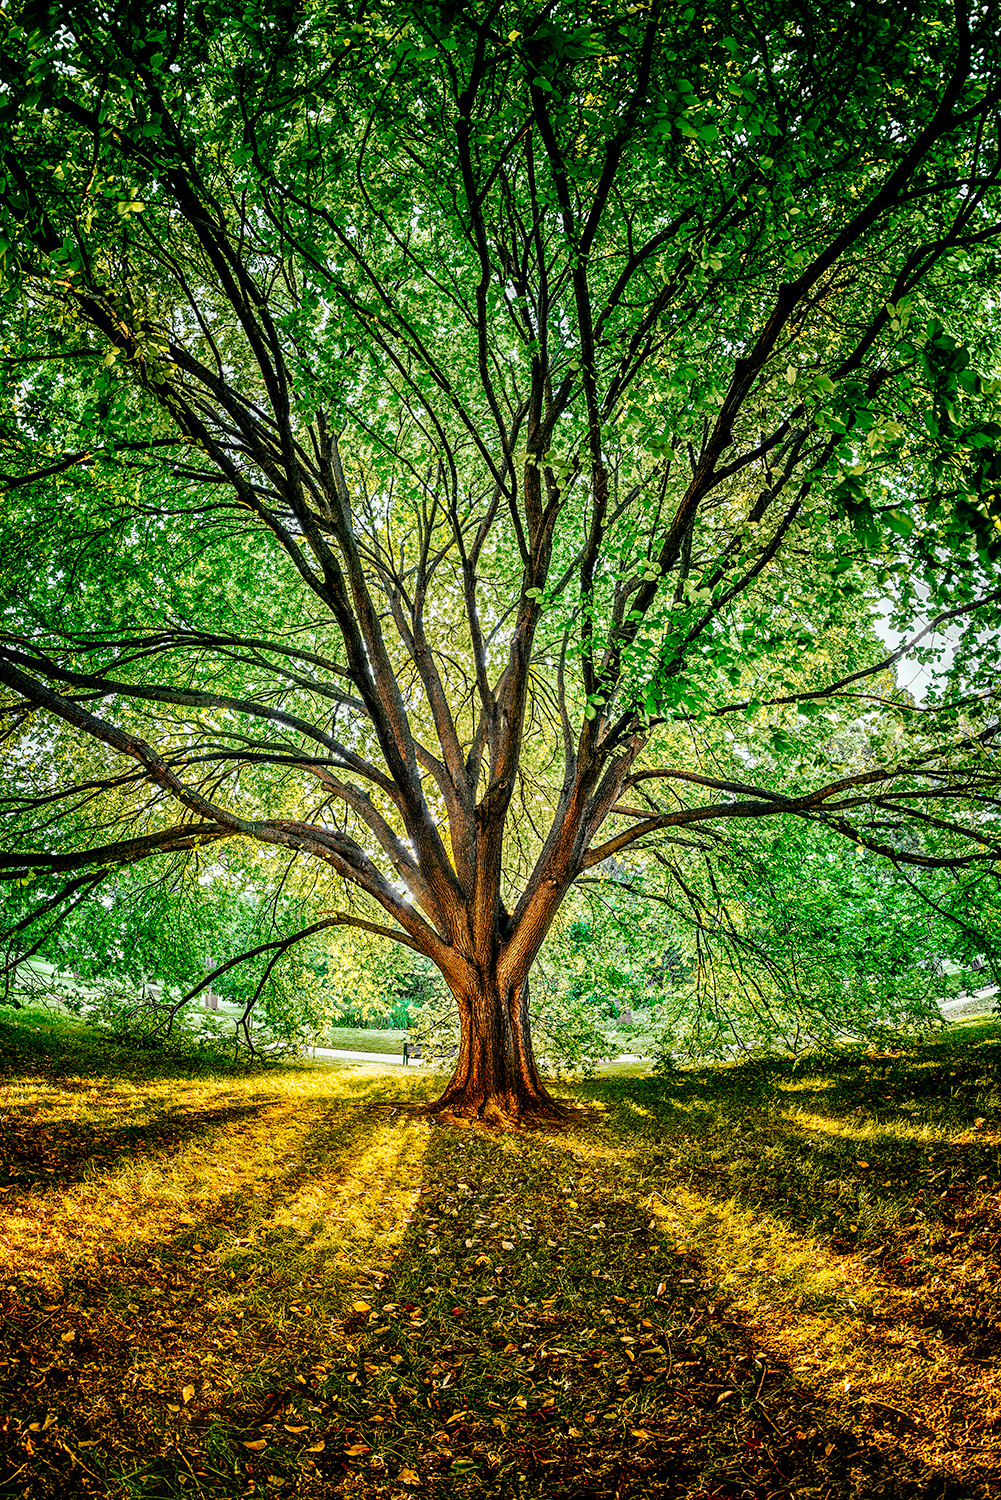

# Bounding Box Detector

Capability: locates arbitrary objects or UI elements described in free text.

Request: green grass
[322,1027,408,1055]
[1,1007,999,1500]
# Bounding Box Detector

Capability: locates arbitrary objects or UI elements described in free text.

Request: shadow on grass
[1,1016,998,1498]
[0,1010,251,1083]
[265,1124,992,1499]
[1,1094,403,1498]
[0,1099,289,1192]
[594,1023,1000,1238]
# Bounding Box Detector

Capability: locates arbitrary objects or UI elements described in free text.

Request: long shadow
[0,1098,392,1499]
[0,1098,282,1191]
[0,1017,339,1191]
[288,1124,992,1499]
[2,1035,996,1499]
[596,1049,1000,1336]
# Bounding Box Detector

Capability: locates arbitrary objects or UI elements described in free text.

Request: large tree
[2,0,1001,1121]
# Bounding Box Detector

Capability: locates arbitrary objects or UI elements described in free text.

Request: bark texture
[430,975,567,1124]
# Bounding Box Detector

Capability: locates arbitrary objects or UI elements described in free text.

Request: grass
[1,1007,999,1500]
[322,1030,408,1056]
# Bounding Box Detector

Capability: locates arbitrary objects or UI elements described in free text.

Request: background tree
[2,0,1001,1122]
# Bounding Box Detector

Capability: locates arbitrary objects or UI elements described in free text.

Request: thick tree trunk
[429,973,567,1125]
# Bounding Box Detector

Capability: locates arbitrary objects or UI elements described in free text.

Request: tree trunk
[429,973,567,1125]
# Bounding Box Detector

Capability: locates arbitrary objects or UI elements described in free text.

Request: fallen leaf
[182,1385,195,1404]
[60,1330,76,1343]
[398,1470,421,1487]
[284,1425,309,1434]
[352,1301,371,1313]
[344,1443,369,1456]
[243,1439,267,1451]
[306,1441,325,1453]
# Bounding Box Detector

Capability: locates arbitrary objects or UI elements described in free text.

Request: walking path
[307,1046,672,1068]
[308,990,998,1069]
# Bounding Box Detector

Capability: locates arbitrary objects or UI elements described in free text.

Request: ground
[1,1010,999,1500]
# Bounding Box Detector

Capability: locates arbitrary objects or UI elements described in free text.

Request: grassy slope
[0,1009,998,1500]
[322,1028,407,1055]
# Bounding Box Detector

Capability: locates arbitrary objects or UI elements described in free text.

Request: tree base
[423,1086,581,1130]
[367,1092,596,1131]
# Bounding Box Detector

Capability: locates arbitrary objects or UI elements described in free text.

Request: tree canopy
[2,0,1001,1118]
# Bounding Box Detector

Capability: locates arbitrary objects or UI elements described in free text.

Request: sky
[873,599,962,706]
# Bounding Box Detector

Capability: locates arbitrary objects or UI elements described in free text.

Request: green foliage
[314,935,445,1029]
[540,817,999,1066]
[1,0,1000,1091]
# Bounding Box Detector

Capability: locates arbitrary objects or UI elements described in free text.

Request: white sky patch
[873,598,962,705]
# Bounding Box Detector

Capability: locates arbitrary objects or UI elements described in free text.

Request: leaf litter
[0,1010,999,1498]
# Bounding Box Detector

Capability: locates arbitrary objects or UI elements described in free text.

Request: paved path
[938,987,998,1022]
[307,1046,651,1068]
[305,990,998,1069]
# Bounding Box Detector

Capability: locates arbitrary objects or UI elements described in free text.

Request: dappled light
[2,2,1001,1494]
[1,1010,999,1497]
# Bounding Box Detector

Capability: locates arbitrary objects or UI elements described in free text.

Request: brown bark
[429,972,568,1126]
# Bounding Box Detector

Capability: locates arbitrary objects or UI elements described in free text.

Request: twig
[752,1399,784,1436]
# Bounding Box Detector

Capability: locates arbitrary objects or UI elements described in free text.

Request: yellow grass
[1,1009,998,1499]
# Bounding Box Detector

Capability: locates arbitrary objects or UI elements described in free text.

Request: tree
[2,0,1001,1122]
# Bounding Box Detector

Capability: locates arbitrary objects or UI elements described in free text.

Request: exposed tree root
[365,1094,598,1132]
[426,1098,596,1131]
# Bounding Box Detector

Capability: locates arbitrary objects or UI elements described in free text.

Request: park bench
[403,1043,457,1066]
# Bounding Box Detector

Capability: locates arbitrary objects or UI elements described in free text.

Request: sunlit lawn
[322,1030,408,1056]
[1,1009,999,1499]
